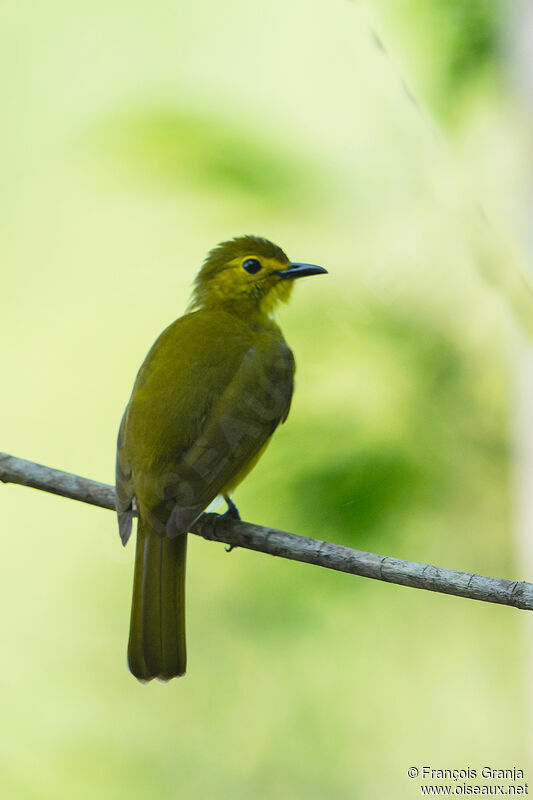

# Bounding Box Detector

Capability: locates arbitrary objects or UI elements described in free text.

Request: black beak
[277,262,328,280]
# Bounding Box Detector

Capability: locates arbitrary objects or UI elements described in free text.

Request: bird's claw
[222,495,241,520]
[221,494,240,552]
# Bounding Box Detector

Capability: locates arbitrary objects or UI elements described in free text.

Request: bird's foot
[223,495,240,520]
[221,494,240,552]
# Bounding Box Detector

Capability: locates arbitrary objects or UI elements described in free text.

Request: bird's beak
[276,262,328,280]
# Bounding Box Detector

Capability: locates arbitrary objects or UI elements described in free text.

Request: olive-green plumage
[116,235,326,681]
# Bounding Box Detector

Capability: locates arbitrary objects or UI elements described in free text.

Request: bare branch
[1,451,531,612]
[0,452,115,510]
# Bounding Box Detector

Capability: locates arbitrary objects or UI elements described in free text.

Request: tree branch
[1,451,531,611]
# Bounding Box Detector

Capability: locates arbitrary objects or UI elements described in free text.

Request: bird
[115,235,327,681]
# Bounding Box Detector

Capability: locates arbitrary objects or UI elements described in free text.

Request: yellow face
[202,252,294,311]
[190,236,326,312]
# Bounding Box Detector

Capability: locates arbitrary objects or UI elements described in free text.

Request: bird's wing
[115,409,135,545]
[154,337,294,537]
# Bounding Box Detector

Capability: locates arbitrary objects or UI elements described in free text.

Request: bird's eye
[242,258,262,274]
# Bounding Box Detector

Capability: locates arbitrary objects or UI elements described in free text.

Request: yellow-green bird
[116,235,327,681]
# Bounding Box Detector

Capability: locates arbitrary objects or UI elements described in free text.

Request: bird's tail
[128,518,187,681]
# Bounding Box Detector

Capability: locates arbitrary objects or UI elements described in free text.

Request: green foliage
[376,0,504,118]
[439,0,502,90]
[280,301,508,560]
[89,106,320,209]
[293,447,423,543]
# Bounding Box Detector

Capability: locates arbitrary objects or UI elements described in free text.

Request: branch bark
[1,451,531,611]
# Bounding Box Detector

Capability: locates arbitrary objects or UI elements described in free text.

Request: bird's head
[189,235,327,313]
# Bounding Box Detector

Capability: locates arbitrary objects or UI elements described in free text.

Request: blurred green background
[1,0,531,796]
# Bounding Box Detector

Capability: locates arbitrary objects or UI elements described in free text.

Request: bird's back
[118,306,294,532]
